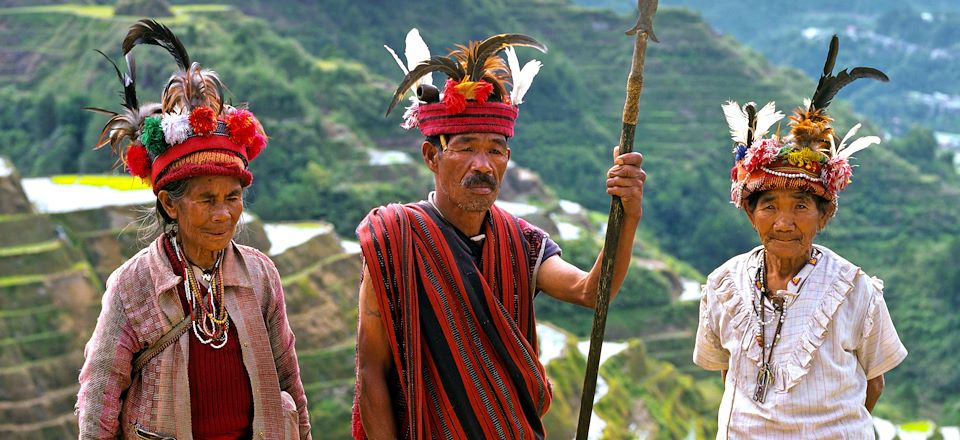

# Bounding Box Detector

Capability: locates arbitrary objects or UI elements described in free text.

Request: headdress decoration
[725,35,888,212]
[89,19,267,194]
[384,29,547,138]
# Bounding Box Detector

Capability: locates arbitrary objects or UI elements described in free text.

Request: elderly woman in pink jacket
[76,20,309,439]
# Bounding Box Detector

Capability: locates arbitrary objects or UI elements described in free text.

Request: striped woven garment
[353,202,552,439]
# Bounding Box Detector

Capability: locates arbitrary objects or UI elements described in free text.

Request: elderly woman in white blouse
[694,37,907,439]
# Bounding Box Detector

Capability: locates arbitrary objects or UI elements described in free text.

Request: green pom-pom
[141,117,168,156]
[777,146,792,157]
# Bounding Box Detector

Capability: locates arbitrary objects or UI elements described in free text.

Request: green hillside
[580,0,960,136]
[1,0,959,434]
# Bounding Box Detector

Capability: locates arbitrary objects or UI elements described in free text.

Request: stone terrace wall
[0,160,361,438]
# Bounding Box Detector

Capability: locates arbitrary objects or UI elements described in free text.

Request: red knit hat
[416,101,519,138]
[384,30,547,140]
[91,20,267,194]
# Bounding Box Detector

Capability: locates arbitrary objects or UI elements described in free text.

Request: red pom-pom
[126,143,152,179]
[226,109,259,146]
[189,105,218,136]
[442,79,467,114]
[473,81,494,104]
[246,133,267,160]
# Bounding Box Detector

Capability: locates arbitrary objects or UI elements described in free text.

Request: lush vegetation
[1,0,959,433]
[580,0,960,136]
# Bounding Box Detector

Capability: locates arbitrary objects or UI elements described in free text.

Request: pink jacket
[76,237,311,439]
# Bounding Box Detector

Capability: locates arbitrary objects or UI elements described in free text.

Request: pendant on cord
[754,363,774,403]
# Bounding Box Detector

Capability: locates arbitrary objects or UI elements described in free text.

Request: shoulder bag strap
[132,316,191,373]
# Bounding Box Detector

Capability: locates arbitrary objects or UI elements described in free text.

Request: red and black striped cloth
[353,202,553,439]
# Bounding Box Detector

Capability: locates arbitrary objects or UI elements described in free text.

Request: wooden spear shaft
[575,1,658,438]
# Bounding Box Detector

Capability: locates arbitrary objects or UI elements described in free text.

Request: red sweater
[163,237,254,439]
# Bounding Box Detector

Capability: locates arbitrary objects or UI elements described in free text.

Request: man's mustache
[461,173,498,189]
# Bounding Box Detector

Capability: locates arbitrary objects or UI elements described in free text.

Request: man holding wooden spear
[351,30,647,439]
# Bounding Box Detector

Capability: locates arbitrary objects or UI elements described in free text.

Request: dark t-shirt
[432,204,561,293]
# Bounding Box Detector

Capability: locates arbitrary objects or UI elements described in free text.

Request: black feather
[811,67,889,111]
[822,35,839,79]
[93,49,139,111]
[469,34,547,81]
[83,106,119,116]
[809,36,889,111]
[386,57,462,116]
[122,19,190,71]
[95,50,123,86]
[745,103,757,147]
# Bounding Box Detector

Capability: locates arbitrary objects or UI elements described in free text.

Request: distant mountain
[578,0,960,138]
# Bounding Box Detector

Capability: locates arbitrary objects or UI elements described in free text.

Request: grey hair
[137,179,191,244]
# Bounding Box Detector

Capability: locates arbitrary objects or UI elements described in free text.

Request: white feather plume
[834,123,861,155]
[832,122,879,159]
[506,46,521,83]
[384,28,433,96]
[404,28,432,86]
[837,135,880,159]
[383,44,408,74]
[754,101,784,140]
[505,47,542,105]
[722,101,749,145]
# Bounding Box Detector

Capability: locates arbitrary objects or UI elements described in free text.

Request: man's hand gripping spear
[575,1,658,438]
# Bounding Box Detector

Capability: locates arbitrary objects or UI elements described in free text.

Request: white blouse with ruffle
[694,245,907,439]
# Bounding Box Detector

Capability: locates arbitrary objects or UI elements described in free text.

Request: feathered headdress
[90,19,267,193]
[384,30,547,138]
[725,35,888,213]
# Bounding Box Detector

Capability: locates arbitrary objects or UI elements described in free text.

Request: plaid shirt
[76,236,311,439]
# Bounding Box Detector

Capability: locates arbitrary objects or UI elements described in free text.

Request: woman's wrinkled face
[745,189,828,262]
[160,175,243,260]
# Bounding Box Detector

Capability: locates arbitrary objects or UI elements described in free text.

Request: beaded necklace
[751,249,817,403]
[171,235,230,348]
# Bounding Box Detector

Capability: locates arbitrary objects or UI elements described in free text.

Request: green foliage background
[1,0,959,433]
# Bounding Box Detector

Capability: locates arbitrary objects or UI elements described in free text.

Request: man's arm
[356,265,398,438]
[537,148,645,308]
[866,374,884,413]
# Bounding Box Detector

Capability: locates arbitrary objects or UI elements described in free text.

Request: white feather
[384,44,408,75]
[505,47,542,105]
[506,47,521,82]
[721,101,749,145]
[512,60,542,105]
[754,101,784,139]
[404,28,432,86]
[837,136,880,159]
[837,123,862,151]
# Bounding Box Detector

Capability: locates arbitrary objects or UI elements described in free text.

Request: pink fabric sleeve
[76,277,142,439]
